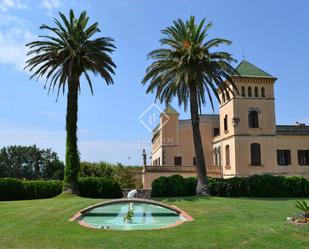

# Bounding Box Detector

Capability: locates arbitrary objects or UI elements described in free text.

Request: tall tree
[25,10,116,193]
[142,16,237,195]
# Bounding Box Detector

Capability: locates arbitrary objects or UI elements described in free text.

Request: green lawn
[0,194,308,249]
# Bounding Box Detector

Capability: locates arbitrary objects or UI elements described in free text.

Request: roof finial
[242,45,245,60]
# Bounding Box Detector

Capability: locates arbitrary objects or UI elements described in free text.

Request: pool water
[80,202,186,230]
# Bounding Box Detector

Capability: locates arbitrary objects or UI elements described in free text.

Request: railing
[144,165,222,175]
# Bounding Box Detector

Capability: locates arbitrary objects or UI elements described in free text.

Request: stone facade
[143,60,309,189]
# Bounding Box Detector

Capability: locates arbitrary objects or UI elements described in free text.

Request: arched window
[222,93,226,103]
[248,87,252,97]
[261,87,265,97]
[248,110,259,128]
[225,145,230,167]
[254,87,259,97]
[251,143,261,166]
[224,115,228,131]
[241,86,245,97]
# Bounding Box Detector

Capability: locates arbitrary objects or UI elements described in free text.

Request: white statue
[127,189,137,198]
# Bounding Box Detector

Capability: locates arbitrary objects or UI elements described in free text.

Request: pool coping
[69,198,193,230]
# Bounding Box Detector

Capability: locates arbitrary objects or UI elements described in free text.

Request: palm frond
[25,9,116,98]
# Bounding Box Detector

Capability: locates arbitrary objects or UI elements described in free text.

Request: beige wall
[146,75,309,190]
[162,117,219,166]
[276,135,309,178]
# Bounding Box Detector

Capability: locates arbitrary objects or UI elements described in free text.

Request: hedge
[151,174,309,197]
[0,178,62,201]
[78,177,122,198]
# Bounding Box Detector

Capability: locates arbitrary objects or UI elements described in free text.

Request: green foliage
[77,177,122,198]
[0,145,64,180]
[151,175,195,197]
[80,161,115,178]
[295,200,309,217]
[80,161,142,189]
[151,174,309,197]
[114,164,143,189]
[142,16,237,113]
[0,178,62,201]
[142,16,238,195]
[25,9,116,193]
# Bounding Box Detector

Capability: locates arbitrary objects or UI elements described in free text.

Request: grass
[0,194,308,249]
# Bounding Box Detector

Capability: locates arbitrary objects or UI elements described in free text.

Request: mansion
[142,60,309,189]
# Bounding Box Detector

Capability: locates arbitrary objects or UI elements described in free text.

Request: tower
[215,60,277,177]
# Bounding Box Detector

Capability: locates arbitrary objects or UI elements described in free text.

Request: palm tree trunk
[189,84,209,196]
[63,77,80,194]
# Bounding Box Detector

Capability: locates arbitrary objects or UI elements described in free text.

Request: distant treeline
[0,145,64,180]
[0,145,142,188]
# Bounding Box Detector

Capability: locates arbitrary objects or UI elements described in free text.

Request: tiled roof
[235,60,275,78]
[276,125,309,135]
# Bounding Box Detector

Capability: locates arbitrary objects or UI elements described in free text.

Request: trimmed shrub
[152,175,198,197]
[0,178,62,201]
[23,180,62,199]
[185,177,197,196]
[151,174,309,197]
[78,177,122,198]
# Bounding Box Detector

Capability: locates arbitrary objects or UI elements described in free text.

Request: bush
[152,175,195,197]
[0,178,62,201]
[151,174,309,197]
[80,162,143,189]
[78,177,122,198]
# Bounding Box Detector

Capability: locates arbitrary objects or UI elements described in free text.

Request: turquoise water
[80,202,186,230]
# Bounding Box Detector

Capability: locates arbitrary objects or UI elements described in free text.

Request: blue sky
[0,0,308,165]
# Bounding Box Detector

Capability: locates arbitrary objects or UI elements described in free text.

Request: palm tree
[25,10,116,193]
[142,16,237,195]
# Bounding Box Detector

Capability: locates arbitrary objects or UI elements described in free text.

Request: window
[248,111,259,128]
[248,87,252,97]
[174,156,182,166]
[261,87,266,97]
[254,87,259,97]
[214,148,221,166]
[298,150,309,165]
[277,150,291,165]
[251,143,261,166]
[222,93,226,103]
[226,91,230,100]
[224,115,228,132]
[213,128,220,137]
[193,157,197,165]
[225,145,230,167]
[241,86,245,97]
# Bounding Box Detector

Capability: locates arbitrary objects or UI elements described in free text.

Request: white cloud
[0,0,28,12]
[0,11,35,71]
[0,26,35,71]
[41,0,62,11]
